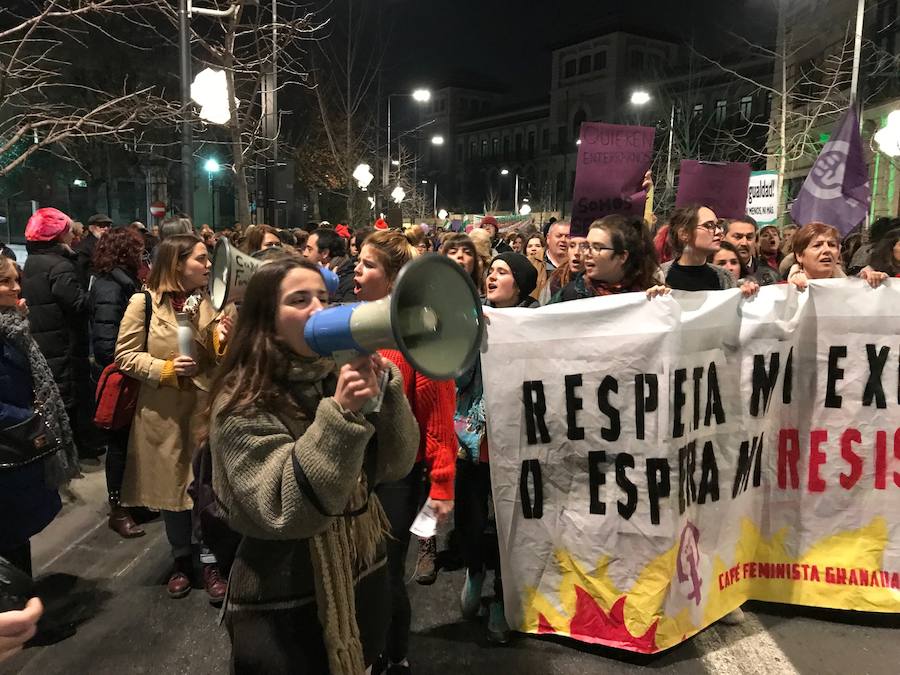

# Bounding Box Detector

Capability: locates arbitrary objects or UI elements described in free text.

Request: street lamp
[630,90,651,106]
[431,135,445,146]
[353,163,374,189]
[178,0,260,220]
[874,110,900,157]
[205,158,221,230]
[391,186,406,204]
[387,89,432,181]
[499,169,520,214]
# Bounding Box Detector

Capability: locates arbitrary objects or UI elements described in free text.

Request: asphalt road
[2,466,898,675]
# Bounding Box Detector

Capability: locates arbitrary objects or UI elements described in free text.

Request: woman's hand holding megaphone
[334,354,383,413]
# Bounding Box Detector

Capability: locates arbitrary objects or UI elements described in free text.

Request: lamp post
[630,89,675,192]
[386,89,431,189]
[500,168,520,214]
[205,158,221,229]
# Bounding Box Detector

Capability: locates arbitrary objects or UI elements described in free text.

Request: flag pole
[849,0,865,106]
[849,0,867,239]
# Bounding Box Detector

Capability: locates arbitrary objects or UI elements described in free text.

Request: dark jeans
[162,510,193,561]
[375,461,427,662]
[0,540,32,578]
[455,460,502,599]
[104,426,131,496]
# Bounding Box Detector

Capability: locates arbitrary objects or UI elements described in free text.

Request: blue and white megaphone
[304,253,484,381]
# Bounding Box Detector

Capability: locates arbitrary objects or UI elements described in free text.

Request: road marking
[694,613,799,675]
[35,519,106,575]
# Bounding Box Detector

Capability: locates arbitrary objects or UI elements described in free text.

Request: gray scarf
[0,308,80,488]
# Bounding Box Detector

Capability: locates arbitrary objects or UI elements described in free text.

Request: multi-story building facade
[419,30,774,216]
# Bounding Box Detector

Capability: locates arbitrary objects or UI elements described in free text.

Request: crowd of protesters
[0,200,897,671]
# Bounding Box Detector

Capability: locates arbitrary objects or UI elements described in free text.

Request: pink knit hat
[25,207,72,242]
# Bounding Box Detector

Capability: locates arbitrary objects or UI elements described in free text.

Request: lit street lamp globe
[437,209,449,220]
[353,163,374,189]
[519,204,532,216]
[391,186,406,203]
[204,158,221,173]
[630,90,651,106]
[431,135,445,145]
[191,68,240,125]
[412,89,431,102]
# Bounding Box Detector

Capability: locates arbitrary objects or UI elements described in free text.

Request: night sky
[383,0,777,102]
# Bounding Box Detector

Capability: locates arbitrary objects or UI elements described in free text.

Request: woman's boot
[108,492,145,539]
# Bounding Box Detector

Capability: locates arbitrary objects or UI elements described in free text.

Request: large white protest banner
[481,280,900,653]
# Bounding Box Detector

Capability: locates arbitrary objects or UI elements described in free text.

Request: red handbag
[93,291,151,430]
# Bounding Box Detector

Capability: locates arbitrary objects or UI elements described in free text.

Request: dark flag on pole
[789,106,870,236]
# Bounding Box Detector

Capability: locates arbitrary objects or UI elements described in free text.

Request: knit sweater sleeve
[211,397,375,540]
[370,362,420,485]
[413,374,458,500]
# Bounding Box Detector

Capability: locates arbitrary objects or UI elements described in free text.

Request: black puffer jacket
[21,241,90,407]
[90,267,139,368]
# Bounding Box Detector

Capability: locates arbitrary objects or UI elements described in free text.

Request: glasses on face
[698,220,719,233]
[586,243,616,255]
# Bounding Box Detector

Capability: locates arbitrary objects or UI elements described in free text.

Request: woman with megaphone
[207,257,419,675]
[354,230,458,674]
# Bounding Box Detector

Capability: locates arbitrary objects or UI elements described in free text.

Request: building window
[557,125,567,148]
[515,133,523,159]
[527,131,536,157]
[541,128,550,150]
[714,99,727,124]
[460,98,468,111]
[740,95,753,118]
[492,137,500,157]
[481,139,488,158]
[579,55,591,74]
[503,137,510,160]
[630,50,644,73]
[594,51,607,71]
[564,59,577,78]
[692,103,704,117]
[438,98,446,112]
[572,109,587,140]
[469,141,476,159]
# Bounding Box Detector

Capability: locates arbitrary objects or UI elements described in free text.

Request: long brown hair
[147,234,203,293]
[208,258,326,421]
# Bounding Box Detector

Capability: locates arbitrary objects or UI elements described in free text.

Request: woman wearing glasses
[551,215,668,302]
[663,206,758,297]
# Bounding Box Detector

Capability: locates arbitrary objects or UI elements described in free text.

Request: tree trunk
[225,9,252,227]
[345,0,355,226]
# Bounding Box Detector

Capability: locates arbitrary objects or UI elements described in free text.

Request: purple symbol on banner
[677,521,702,607]
[570,122,655,237]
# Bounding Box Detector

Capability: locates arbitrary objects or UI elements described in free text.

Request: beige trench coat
[115,290,221,511]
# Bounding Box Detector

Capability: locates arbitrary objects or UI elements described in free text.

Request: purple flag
[790,106,870,236]
[570,122,655,237]
[675,160,752,219]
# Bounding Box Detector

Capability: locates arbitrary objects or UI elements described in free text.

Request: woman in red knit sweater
[354,229,457,675]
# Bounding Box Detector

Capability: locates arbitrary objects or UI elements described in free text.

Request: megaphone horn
[210,238,342,311]
[303,253,485,380]
[209,237,263,311]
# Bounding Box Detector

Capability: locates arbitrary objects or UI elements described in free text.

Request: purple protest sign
[675,161,752,219]
[570,122,655,237]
